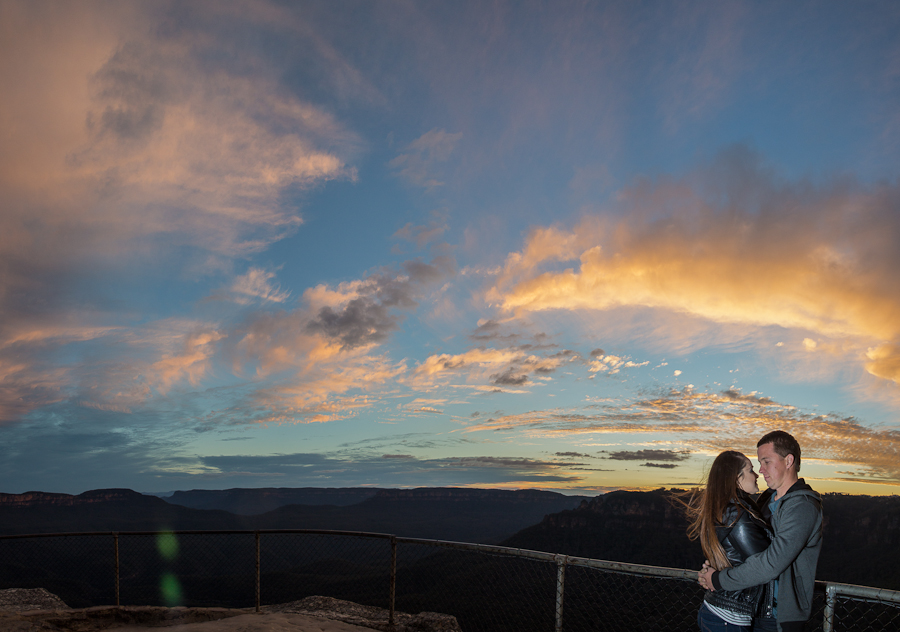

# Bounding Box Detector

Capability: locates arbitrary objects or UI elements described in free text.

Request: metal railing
[1,530,898,631]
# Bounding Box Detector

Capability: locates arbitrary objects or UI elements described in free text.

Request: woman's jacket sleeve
[725,512,770,560]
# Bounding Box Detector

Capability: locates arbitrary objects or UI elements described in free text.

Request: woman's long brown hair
[681,450,749,571]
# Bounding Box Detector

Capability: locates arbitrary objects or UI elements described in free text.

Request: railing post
[555,554,567,632]
[113,533,120,607]
[389,535,397,626]
[255,531,261,613]
[823,583,836,632]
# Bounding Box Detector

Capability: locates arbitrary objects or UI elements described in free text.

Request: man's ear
[784,454,795,471]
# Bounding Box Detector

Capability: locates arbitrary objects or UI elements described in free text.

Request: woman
[682,450,774,631]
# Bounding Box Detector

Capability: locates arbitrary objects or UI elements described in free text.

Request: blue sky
[2,0,899,496]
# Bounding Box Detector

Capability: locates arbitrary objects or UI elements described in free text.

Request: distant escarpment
[504,488,701,569]
[0,489,145,508]
[167,487,380,515]
[250,487,590,543]
[0,489,245,535]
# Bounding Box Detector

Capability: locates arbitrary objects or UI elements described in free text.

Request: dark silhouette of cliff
[503,488,702,568]
[166,487,379,515]
[251,488,591,543]
[0,489,245,534]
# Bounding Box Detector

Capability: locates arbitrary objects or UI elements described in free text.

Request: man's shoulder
[784,479,821,502]
[781,481,823,518]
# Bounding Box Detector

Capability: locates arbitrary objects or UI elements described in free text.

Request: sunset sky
[2,0,899,497]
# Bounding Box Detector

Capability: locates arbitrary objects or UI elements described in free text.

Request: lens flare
[156,532,178,562]
[159,572,183,606]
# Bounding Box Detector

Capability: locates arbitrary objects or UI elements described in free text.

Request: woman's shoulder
[720,499,742,525]
[721,495,765,526]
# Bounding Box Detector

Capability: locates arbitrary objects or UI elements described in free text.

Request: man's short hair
[758,430,801,473]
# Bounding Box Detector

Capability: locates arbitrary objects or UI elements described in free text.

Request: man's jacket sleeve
[712,497,818,592]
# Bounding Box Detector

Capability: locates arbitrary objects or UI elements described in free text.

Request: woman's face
[737,458,760,494]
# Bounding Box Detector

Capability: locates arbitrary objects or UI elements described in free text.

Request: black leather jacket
[705,491,775,619]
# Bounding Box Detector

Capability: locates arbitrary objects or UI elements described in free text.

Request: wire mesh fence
[395,541,559,632]
[1,530,898,632]
[561,562,700,632]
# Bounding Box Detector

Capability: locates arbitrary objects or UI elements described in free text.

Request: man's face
[757,442,791,492]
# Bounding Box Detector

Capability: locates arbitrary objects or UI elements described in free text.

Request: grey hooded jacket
[711,479,823,629]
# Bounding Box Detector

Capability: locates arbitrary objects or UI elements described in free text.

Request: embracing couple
[684,430,824,632]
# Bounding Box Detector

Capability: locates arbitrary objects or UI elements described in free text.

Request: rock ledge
[0,590,461,631]
[265,595,462,631]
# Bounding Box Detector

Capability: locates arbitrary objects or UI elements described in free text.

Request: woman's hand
[697,560,716,591]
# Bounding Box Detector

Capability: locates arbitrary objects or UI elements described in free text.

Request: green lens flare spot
[156,532,178,561]
[160,572,183,607]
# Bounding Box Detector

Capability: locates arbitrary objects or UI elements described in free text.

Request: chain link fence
[1,530,898,631]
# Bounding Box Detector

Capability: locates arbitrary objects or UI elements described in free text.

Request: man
[698,430,823,632]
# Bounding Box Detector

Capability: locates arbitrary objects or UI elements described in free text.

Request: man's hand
[697,560,716,591]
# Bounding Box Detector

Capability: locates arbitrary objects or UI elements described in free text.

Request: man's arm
[712,497,819,592]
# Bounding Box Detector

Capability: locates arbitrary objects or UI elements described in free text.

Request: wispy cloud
[390,128,462,189]
[606,449,691,462]
[652,2,747,132]
[463,386,900,481]
[394,216,449,250]
[228,268,292,305]
[154,451,594,489]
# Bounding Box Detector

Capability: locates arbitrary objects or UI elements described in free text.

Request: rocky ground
[0,590,462,632]
[0,588,71,612]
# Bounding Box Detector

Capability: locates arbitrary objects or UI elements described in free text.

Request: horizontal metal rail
[814,581,900,604]
[0,529,396,540]
[395,536,706,580]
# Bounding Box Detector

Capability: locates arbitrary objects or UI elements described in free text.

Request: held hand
[697,559,712,589]
[697,566,716,591]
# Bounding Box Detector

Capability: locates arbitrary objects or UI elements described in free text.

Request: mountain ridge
[0,486,590,544]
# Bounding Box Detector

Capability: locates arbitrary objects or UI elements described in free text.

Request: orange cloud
[246,355,408,424]
[0,321,125,422]
[487,167,900,387]
[588,353,649,375]
[415,348,525,378]
[411,347,573,391]
[0,358,67,424]
[866,344,900,385]
[1,325,120,349]
[149,330,225,394]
